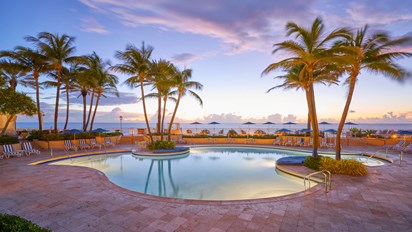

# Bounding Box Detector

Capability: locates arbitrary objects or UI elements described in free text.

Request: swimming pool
[49,146,383,200]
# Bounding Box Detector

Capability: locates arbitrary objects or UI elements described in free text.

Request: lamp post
[119,116,123,133]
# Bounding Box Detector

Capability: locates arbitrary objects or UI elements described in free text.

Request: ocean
[16,122,412,135]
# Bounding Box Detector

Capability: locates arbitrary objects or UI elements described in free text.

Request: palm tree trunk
[1,115,14,136]
[85,90,95,131]
[157,95,161,135]
[168,94,181,142]
[336,73,357,160]
[89,93,101,132]
[307,112,311,130]
[54,68,61,133]
[82,92,87,131]
[308,84,320,157]
[34,71,42,132]
[161,96,167,136]
[64,84,70,130]
[140,79,153,143]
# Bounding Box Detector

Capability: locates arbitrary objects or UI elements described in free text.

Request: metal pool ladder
[304,170,332,193]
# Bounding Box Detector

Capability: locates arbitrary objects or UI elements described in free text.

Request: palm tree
[0,59,30,91]
[89,56,119,131]
[112,42,155,143]
[334,25,412,159]
[262,17,349,157]
[26,32,77,133]
[4,47,50,131]
[167,68,203,141]
[149,59,176,135]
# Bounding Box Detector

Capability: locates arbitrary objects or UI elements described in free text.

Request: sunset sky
[1,0,412,124]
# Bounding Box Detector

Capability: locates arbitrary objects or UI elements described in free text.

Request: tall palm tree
[3,47,50,131]
[334,25,412,159]
[167,68,203,141]
[262,17,350,157]
[89,57,119,131]
[149,59,176,135]
[112,42,155,143]
[26,32,77,133]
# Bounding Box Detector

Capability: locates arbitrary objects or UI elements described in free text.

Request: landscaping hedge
[0,213,51,232]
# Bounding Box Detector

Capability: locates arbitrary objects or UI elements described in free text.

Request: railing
[304,170,332,193]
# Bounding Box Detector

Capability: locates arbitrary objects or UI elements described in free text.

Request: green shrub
[0,135,19,145]
[336,159,368,176]
[0,213,51,232]
[318,157,340,172]
[147,140,176,150]
[303,156,322,170]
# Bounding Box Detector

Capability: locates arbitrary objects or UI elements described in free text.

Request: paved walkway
[0,145,411,232]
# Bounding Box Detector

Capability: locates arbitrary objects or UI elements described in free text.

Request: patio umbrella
[323,129,337,133]
[276,128,292,133]
[92,128,109,137]
[319,121,331,125]
[208,121,220,134]
[64,129,83,140]
[243,122,255,134]
[263,122,275,133]
[191,122,202,133]
[283,122,296,125]
[396,130,412,135]
[344,122,358,125]
[297,129,312,133]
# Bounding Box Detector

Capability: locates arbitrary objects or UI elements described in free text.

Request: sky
[1,0,412,124]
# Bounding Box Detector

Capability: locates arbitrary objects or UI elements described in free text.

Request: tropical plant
[167,68,203,141]
[262,17,349,157]
[0,59,30,90]
[0,88,37,135]
[334,25,412,159]
[26,32,77,133]
[112,42,154,143]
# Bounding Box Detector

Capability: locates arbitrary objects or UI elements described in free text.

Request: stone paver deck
[1,144,411,232]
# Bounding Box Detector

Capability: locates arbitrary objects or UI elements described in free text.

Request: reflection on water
[51,147,313,200]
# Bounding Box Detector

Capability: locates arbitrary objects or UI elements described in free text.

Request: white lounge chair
[283,137,293,146]
[386,140,405,151]
[21,142,40,156]
[78,139,91,150]
[1,144,23,158]
[103,137,115,147]
[401,143,412,153]
[64,140,78,152]
[273,137,282,145]
[320,138,328,148]
[89,138,102,149]
[294,137,305,146]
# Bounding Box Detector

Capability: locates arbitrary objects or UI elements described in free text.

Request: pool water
[49,147,384,200]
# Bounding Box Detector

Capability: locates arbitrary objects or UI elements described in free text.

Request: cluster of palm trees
[0,32,119,133]
[0,33,203,144]
[263,18,411,159]
[112,43,203,144]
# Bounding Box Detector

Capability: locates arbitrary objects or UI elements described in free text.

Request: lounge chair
[1,144,23,158]
[21,142,40,156]
[327,138,336,148]
[273,137,282,145]
[79,139,91,150]
[401,142,412,153]
[103,137,115,147]
[283,137,293,146]
[89,138,103,149]
[307,138,313,146]
[320,138,328,148]
[176,135,187,144]
[294,137,305,146]
[386,140,405,151]
[64,140,78,152]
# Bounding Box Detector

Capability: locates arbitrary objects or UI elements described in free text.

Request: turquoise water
[49,147,384,200]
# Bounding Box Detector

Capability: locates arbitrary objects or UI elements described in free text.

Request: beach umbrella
[243,122,255,134]
[92,128,109,133]
[64,129,83,140]
[263,122,275,133]
[396,130,412,135]
[297,129,312,133]
[323,129,337,133]
[208,121,220,134]
[344,122,358,125]
[319,121,331,125]
[276,128,292,133]
[191,121,202,133]
[283,122,296,125]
